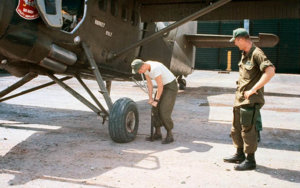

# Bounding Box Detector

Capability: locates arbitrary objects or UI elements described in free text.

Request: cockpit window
[111,0,119,17]
[131,11,139,26]
[121,4,128,21]
[98,0,108,11]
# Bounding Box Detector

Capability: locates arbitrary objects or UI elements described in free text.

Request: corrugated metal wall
[274,19,300,73]
[195,20,242,71]
[195,21,220,70]
[195,19,300,73]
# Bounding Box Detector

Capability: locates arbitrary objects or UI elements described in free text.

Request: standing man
[223,28,275,170]
[131,59,178,144]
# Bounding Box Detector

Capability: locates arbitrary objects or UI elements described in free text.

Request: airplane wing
[140,0,300,22]
[185,33,280,48]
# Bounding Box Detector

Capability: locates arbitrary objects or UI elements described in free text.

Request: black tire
[108,97,139,143]
[178,78,186,90]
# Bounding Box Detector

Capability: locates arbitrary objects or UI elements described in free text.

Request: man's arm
[152,75,163,107]
[244,66,275,99]
[155,75,163,97]
[145,75,154,104]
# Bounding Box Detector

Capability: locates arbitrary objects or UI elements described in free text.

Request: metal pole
[75,75,109,116]
[82,42,113,111]
[0,76,72,102]
[48,74,104,116]
[226,51,232,71]
[0,72,37,98]
[110,0,231,59]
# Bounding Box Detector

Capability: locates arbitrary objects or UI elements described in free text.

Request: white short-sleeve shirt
[144,61,176,85]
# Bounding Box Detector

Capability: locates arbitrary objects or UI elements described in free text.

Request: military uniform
[232,44,274,154]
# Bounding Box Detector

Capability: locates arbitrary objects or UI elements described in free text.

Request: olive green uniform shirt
[234,44,274,107]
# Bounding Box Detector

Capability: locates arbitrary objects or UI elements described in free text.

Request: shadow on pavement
[256,165,300,183]
[0,100,212,186]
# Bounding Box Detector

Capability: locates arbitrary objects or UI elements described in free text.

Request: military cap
[230,28,249,42]
[131,59,144,74]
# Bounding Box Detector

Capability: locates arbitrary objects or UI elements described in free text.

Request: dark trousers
[152,80,178,131]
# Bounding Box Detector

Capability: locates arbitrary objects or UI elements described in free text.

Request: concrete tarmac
[0,70,299,188]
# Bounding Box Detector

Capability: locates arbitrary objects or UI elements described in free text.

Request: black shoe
[161,135,174,144]
[223,148,245,164]
[234,153,256,171]
[145,134,162,141]
[234,159,256,171]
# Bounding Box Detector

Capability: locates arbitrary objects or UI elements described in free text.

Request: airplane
[0,0,296,143]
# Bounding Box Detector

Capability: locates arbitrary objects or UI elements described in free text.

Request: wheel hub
[125,111,135,133]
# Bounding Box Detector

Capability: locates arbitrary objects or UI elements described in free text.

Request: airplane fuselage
[0,0,144,80]
[0,0,196,81]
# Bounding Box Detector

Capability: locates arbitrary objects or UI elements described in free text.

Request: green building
[195,19,300,74]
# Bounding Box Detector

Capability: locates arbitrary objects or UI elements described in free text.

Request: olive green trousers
[231,104,260,154]
[153,80,178,131]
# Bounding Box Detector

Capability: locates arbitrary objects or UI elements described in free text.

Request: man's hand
[148,98,158,107]
[148,98,154,105]
[244,89,258,99]
[151,101,158,107]
[244,66,275,100]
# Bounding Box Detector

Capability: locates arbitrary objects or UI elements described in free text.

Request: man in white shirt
[131,59,178,144]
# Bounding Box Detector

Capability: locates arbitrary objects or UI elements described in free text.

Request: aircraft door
[35,0,63,28]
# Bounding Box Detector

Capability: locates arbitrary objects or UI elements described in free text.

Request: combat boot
[145,134,162,141]
[234,153,256,171]
[223,148,245,164]
[146,127,162,141]
[162,131,174,144]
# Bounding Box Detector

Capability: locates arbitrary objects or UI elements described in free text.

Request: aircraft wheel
[109,97,139,143]
[178,78,186,90]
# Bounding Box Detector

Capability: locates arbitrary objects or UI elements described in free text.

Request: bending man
[131,59,178,144]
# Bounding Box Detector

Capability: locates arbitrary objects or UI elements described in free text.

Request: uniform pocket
[240,107,254,126]
[243,62,255,79]
[245,64,254,71]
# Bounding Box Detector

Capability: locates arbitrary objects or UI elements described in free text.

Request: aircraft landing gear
[82,42,138,143]
[177,75,186,90]
[0,43,140,143]
[109,97,139,143]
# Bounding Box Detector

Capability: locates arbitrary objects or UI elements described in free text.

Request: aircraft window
[61,0,85,33]
[121,5,128,21]
[98,0,108,11]
[111,0,119,17]
[45,0,57,15]
[131,0,139,26]
[131,11,138,26]
[131,11,139,26]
